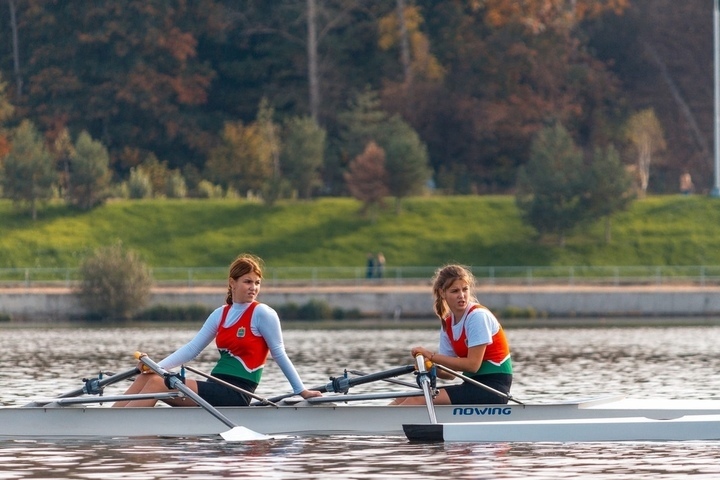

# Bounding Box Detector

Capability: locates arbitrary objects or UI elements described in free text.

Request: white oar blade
[220,426,271,442]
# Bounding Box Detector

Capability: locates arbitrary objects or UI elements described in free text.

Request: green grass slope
[0,195,718,269]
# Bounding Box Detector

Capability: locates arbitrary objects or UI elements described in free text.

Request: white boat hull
[404,415,720,443]
[4,396,720,439]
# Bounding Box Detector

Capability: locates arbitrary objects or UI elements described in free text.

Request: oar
[183,365,279,407]
[134,352,270,441]
[23,367,140,407]
[260,364,416,404]
[347,369,420,390]
[433,363,524,405]
[414,354,438,424]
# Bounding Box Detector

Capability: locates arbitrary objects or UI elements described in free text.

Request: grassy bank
[1,195,719,269]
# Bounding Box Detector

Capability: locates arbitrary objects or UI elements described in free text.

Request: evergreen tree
[585,145,635,243]
[281,116,326,199]
[338,89,431,210]
[515,123,587,246]
[0,120,56,220]
[378,115,432,213]
[69,131,111,210]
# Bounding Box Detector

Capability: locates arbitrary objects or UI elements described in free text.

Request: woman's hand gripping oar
[415,354,438,424]
[134,352,271,441]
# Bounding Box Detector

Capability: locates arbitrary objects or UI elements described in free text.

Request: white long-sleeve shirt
[159,302,306,393]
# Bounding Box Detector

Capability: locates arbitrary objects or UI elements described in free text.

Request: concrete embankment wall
[2,284,720,321]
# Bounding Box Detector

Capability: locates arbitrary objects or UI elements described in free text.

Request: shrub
[276,302,300,320]
[196,180,224,199]
[297,299,332,320]
[127,167,153,199]
[134,304,210,321]
[75,242,153,320]
[165,171,188,198]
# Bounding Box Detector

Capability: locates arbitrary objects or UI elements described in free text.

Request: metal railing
[3,265,720,288]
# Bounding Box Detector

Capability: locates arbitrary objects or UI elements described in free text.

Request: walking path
[3,282,720,323]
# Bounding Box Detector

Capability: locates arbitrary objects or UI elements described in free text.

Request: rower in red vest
[390,264,513,405]
[113,254,322,408]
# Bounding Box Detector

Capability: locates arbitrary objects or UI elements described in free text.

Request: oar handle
[433,363,524,405]
[184,365,279,407]
[262,364,416,404]
[414,354,438,424]
[73,367,139,397]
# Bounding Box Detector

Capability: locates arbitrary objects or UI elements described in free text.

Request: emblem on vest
[237,327,246,338]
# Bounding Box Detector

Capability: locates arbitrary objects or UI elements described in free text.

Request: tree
[127,167,153,199]
[68,131,111,210]
[281,116,326,198]
[0,73,13,160]
[12,1,217,171]
[205,121,273,197]
[378,115,431,213]
[76,242,153,321]
[51,128,75,200]
[515,123,587,246]
[584,145,635,243]
[138,154,171,198]
[344,141,389,219]
[337,88,431,209]
[625,108,666,197]
[256,98,285,205]
[0,120,56,220]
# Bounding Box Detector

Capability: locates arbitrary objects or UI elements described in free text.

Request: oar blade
[220,426,272,442]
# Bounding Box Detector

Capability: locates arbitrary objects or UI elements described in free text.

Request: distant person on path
[375,252,385,279]
[390,264,513,405]
[113,254,322,408]
[366,252,375,279]
[680,172,694,195]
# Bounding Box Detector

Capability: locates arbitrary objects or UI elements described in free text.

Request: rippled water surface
[2,324,720,479]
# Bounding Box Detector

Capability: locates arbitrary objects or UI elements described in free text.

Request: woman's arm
[254,305,307,394]
[158,307,222,370]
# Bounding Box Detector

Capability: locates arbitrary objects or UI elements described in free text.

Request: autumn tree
[138,154,171,198]
[515,123,588,246]
[281,116,326,199]
[625,108,666,197]
[205,121,273,197]
[344,141,389,219]
[0,120,56,220]
[68,131,111,210]
[0,73,14,159]
[11,1,217,172]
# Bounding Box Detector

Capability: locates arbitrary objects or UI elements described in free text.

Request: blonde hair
[226,254,264,304]
[431,264,478,325]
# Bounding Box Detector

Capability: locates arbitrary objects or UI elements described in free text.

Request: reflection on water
[1,325,720,479]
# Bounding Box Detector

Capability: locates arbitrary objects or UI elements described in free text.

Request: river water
[1,323,720,479]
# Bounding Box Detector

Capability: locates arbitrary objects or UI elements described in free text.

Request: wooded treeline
[0,0,714,198]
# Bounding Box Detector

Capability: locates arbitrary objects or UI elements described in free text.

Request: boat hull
[4,397,720,439]
[404,415,720,443]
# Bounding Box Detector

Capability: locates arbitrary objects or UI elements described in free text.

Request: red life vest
[212,302,269,381]
[443,304,512,375]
